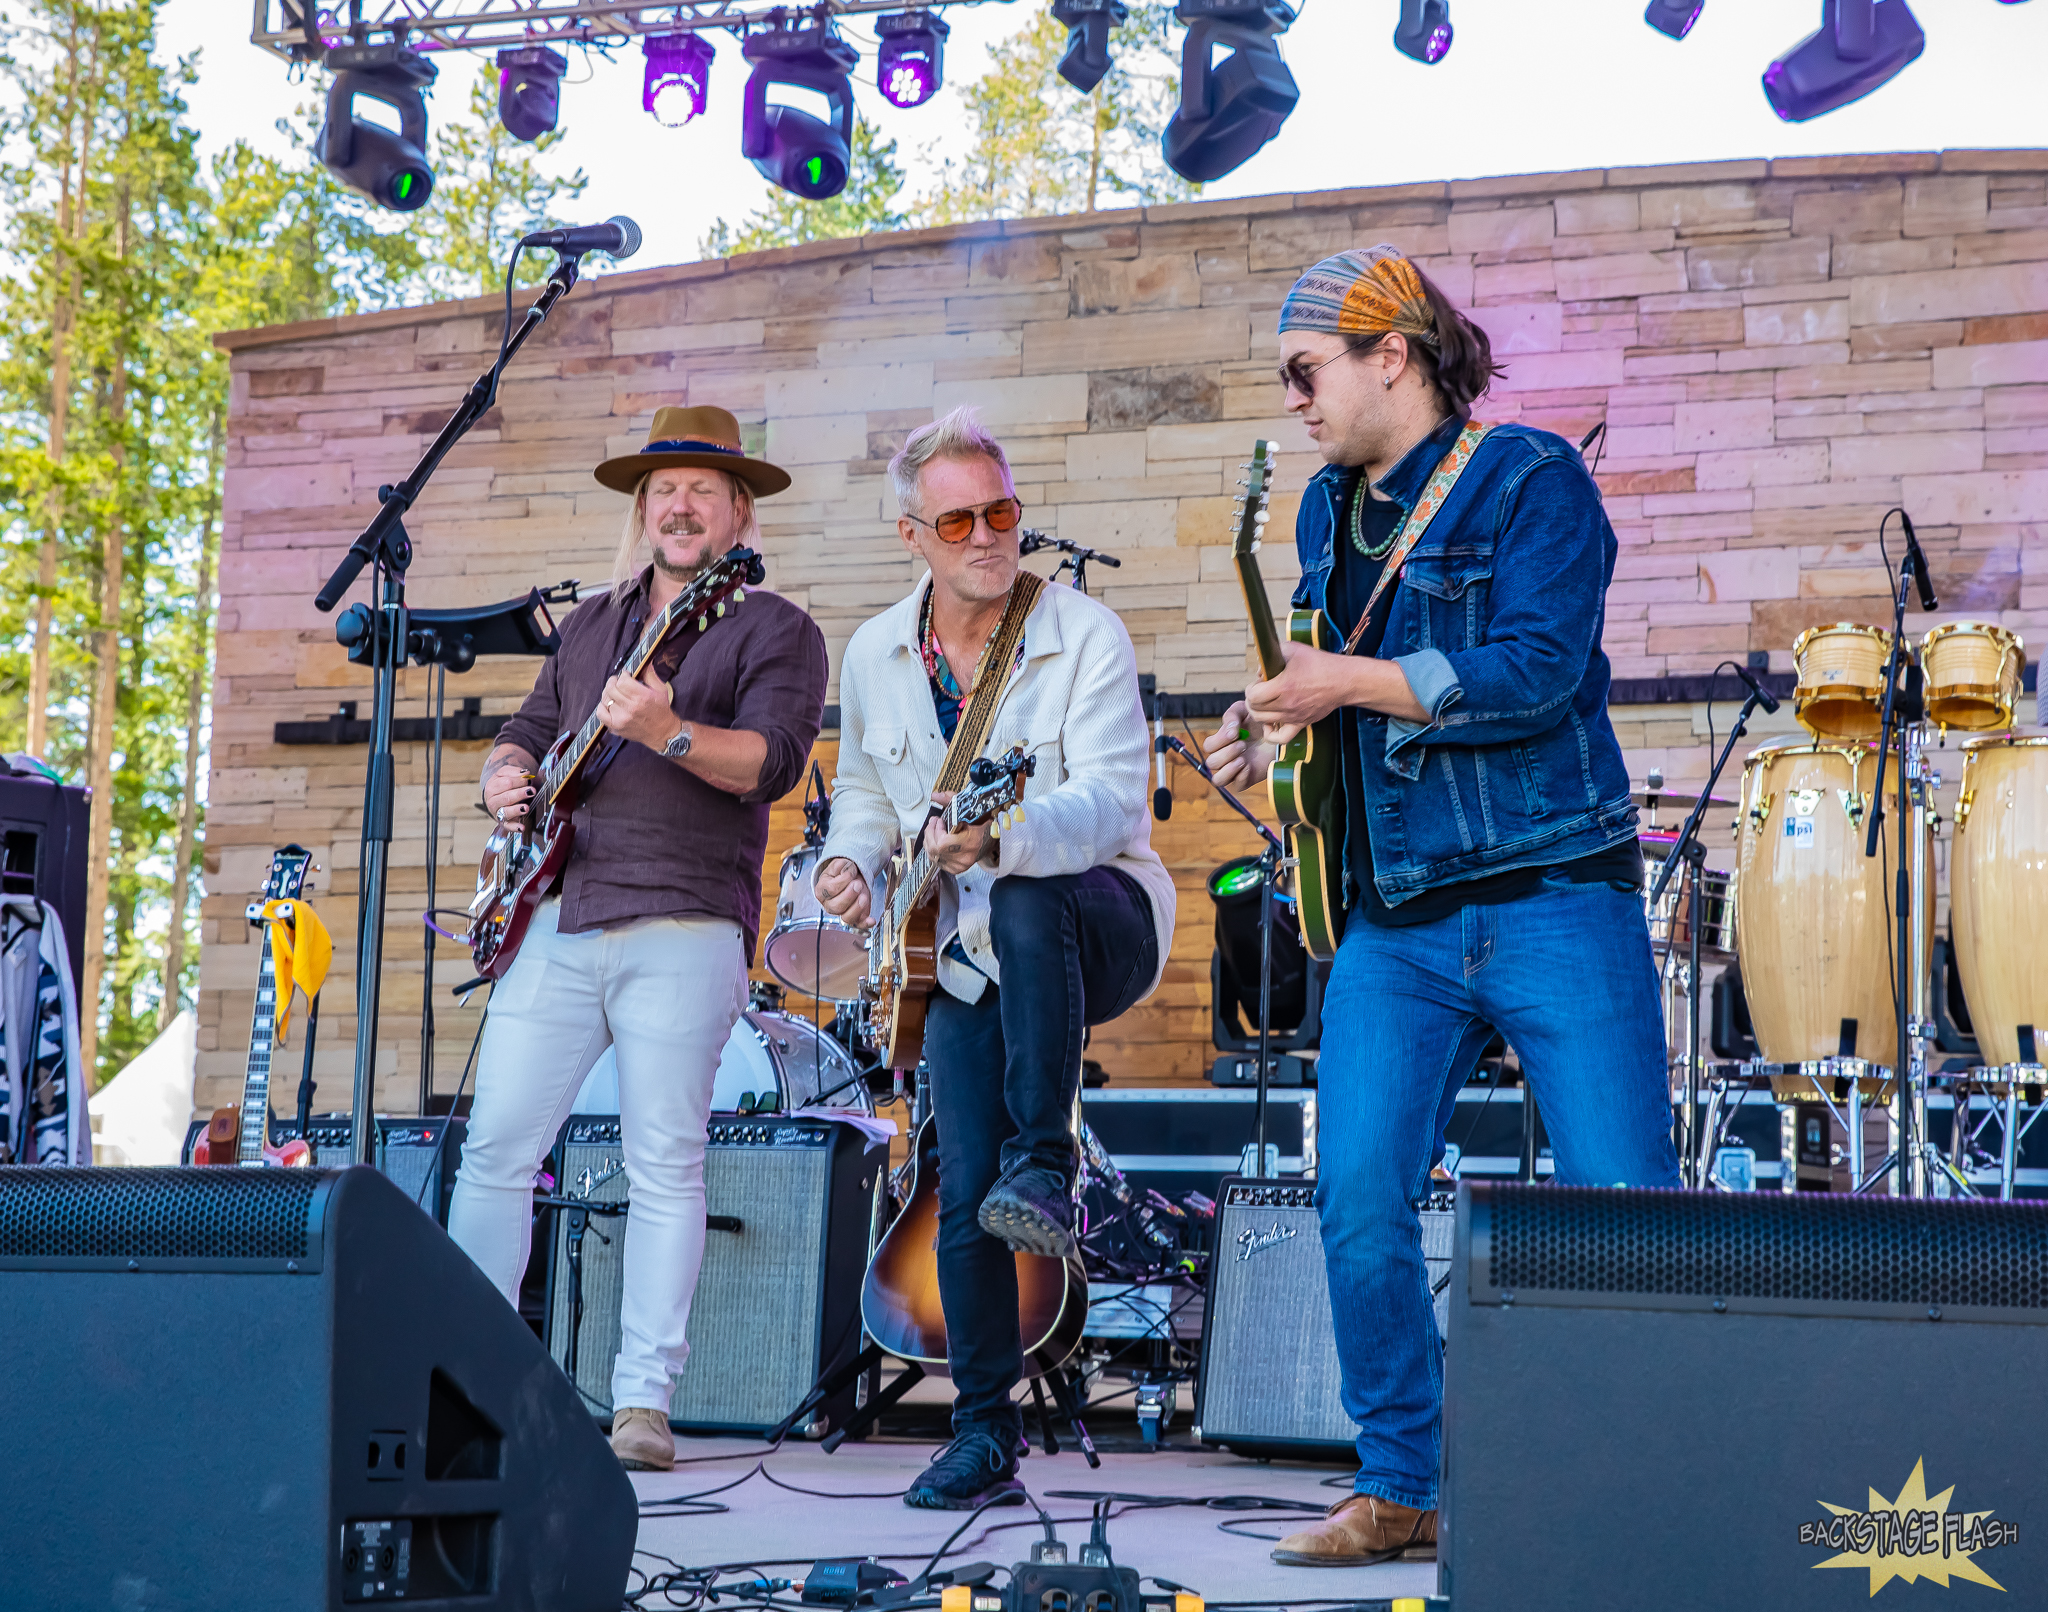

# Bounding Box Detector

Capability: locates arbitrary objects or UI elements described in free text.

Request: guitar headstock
[247,844,313,928]
[660,545,767,636]
[1230,439,1275,559]
[953,745,1037,833]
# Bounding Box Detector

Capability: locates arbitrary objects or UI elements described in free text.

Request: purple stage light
[643,32,715,127]
[1645,0,1703,40]
[876,10,948,109]
[1762,0,1924,122]
[1394,0,1453,65]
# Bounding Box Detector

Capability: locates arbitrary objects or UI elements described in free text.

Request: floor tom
[1951,736,2048,1067]
[764,843,870,1000]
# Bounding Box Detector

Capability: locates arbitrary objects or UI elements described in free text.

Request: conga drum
[1734,737,1930,1074]
[1950,736,2048,1066]
[1792,623,1894,740]
[1920,621,2024,733]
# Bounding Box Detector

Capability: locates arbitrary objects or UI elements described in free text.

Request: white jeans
[446,899,746,1411]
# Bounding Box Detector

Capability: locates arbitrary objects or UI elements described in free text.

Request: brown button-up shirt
[494,563,827,959]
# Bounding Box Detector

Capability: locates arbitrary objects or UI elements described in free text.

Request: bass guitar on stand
[467,546,765,980]
[194,845,316,1168]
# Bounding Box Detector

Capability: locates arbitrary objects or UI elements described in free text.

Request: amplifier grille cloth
[0,1167,317,1261]
[550,1140,833,1429]
[1489,1186,2048,1307]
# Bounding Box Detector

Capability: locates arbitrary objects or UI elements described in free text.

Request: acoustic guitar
[468,546,765,980]
[193,845,315,1168]
[863,746,1035,1070]
[859,1114,1087,1379]
[1229,438,1344,960]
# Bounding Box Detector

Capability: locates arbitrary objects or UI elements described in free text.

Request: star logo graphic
[1808,1459,2010,1595]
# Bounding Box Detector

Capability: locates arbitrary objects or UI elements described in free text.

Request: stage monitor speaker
[0,1164,635,1611]
[547,1114,879,1436]
[1445,1184,2048,1611]
[1195,1177,1451,1458]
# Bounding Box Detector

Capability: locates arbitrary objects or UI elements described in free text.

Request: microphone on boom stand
[1899,510,1939,612]
[1153,718,1173,822]
[520,216,642,260]
[1732,663,1780,714]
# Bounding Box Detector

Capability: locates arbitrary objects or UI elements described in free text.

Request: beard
[651,521,714,580]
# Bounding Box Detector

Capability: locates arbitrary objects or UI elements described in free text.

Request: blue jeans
[1316,871,1681,1508]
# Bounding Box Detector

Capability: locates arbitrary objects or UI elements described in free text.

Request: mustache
[658,520,707,537]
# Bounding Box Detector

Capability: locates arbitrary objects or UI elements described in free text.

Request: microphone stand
[312,250,583,1165]
[1019,530,1121,597]
[1160,735,1286,1179]
[1645,679,1765,1189]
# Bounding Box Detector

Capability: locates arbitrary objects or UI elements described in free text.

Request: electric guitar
[1230,438,1344,960]
[468,546,766,980]
[193,846,315,1167]
[859,1114,1086,1379]
[863,746,1036,1070]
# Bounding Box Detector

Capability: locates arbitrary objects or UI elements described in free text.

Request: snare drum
[1921,621,2024,732]
[1637,830,1736,956]
[1951,736,2048,1066]
[764,842,870,1000]
[571,1009,871,1115]
[1734,737,1930,1070]
[1792,623,1894,740]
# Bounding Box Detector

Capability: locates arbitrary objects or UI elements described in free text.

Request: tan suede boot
[610,1405,674,1471]
[1271,1494,1437,1567]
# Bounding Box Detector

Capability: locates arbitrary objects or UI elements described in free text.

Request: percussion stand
[1647,684,1767,1188]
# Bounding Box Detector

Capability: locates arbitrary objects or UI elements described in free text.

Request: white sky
[159,0,2048,274]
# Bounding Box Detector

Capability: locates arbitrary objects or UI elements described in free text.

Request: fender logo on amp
[1236,1221,1299,1261]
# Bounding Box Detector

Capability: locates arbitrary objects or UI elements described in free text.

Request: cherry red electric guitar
[467,546,765,981]
[193,845,315,1168]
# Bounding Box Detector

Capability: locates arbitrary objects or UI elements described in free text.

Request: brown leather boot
[610,1405,674,1471]
[1271,1494,1437,1567]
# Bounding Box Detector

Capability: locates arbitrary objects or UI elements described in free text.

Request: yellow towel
[261,898,333,1043]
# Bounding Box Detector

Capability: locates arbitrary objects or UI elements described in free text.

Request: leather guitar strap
[1341,419,1494,655]
[932,571,1044,795]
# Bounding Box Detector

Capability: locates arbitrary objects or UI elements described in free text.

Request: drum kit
[1659,616,2040,1199]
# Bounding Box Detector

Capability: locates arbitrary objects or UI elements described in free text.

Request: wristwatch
[662,722,694,761]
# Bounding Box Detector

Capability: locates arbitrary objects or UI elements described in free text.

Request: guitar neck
[1234,544,1289,683]
[238,931,277,1164]
[542,596,685,805]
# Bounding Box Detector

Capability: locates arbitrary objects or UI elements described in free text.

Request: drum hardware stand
[1647,676,1769,1188]
[1157,735,1288,1180]
[311,248,585,1164]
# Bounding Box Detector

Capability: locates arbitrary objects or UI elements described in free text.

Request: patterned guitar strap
[1340,419,1494,655]
[932,570,1044,794]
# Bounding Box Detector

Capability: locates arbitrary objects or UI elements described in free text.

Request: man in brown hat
[447,406,828,1472]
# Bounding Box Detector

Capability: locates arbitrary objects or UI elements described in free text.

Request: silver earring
[1382,375,1394,390]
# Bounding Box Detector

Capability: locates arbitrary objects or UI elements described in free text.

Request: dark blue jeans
[1317,871,1681,1508]
[924,869,1157,1434]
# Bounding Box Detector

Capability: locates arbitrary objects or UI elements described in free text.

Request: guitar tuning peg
[734,588,747,601]
[697,615,708,631]
[715,602,727,617]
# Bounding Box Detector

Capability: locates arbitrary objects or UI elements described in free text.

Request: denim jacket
[1292,416,1639,909]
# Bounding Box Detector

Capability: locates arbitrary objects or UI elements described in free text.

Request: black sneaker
[977,1163,1078,1258]
[903,1428,1027,1511]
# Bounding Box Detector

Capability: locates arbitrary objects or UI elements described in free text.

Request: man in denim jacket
[1207,246,1681,1566]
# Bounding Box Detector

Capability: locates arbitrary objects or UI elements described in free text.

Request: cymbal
[1632,786,1734,810]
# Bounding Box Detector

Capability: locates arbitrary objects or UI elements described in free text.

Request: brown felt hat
[593,405,791,498]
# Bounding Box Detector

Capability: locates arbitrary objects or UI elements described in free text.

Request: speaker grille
[1483,1186,2048,1310]
[0,1167,322,1265]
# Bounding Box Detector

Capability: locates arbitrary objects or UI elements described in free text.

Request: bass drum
[1951,736,2048,1067]
[1734,737,1929,1070]
[571,1010,871,1116]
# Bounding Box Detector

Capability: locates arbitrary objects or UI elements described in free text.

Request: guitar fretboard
[238,932,277,1165]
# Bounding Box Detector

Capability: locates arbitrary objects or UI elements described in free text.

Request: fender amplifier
[546,1114,879,1436]
[1195,1177,1453,1458]
[180,1114,465,1226]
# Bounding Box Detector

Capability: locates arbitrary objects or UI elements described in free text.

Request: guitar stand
[780,1343,924,1451]
[1038,1365,1100,1468]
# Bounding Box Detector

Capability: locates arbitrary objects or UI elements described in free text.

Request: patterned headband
[1278,244,1441,350]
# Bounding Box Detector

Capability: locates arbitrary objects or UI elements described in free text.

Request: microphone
[521,216,642,260]
[1152,716,1172,821]
[1898,510,1938,612]
[1733,663,1781,714]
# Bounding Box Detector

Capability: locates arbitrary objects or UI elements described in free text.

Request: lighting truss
[252,1,996,63]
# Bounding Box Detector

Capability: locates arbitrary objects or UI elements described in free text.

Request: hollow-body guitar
[193,845,314,1168]
[863,746,1035,1070]
[1229,438,1344,959]
[467,547,765,980]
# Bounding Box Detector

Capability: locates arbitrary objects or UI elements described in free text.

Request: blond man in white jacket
[816,408,1174,1511]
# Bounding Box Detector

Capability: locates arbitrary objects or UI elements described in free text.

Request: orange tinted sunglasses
[907,497,1024,543]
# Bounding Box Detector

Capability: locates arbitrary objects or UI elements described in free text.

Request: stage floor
[626,1411,1437,1606]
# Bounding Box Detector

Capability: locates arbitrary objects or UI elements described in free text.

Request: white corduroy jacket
[818,574,1176,1006]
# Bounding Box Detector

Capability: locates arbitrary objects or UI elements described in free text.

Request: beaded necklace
[1349,474,1403,561]
[918,580,1017,699]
